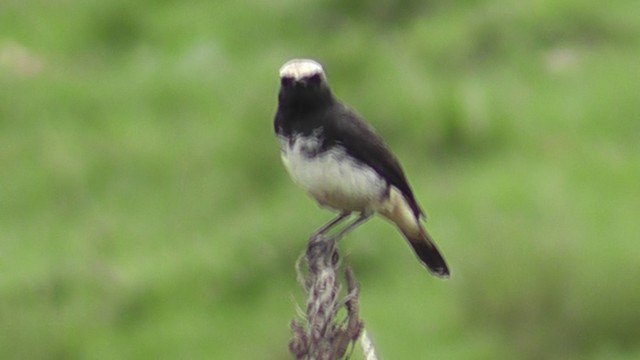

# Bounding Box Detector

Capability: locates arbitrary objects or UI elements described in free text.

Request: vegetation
[1,0,639,358]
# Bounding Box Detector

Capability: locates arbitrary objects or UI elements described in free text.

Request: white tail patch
[378,187,422,239]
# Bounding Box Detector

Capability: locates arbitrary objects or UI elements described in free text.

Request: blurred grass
[1,0,640,359]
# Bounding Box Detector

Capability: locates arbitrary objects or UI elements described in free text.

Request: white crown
[279,59,325,80]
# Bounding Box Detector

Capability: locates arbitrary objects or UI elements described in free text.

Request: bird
[273,59,449,278]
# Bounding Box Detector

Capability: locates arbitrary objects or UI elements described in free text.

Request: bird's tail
[404,226,450,278]
[379,188,450,278]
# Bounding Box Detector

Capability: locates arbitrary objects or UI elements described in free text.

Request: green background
[1,0,639,358]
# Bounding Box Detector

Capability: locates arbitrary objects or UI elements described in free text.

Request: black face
[278,73,332,111]
[280,73,323,89]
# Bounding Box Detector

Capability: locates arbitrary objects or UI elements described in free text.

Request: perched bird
[273,59,449,278]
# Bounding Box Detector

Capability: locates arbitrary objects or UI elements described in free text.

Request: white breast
[280,134,388,212]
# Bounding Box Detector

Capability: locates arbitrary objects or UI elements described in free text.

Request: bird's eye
[308,73,322,84]
[281,76,293,87]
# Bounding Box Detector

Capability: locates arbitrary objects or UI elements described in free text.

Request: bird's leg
[311,211,351,240]
[328,212,372,242]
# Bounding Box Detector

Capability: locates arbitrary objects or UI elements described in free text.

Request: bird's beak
[293,78,310,87]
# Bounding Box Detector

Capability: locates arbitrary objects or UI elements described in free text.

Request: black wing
[324,104,424,218]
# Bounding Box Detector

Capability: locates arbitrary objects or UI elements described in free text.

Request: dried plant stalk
[289,234,377,360]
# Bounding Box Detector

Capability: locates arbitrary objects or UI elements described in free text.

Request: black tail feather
[408,232,450,278]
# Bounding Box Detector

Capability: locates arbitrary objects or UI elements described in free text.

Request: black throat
[278,83,334,114]
[275,82,336,139]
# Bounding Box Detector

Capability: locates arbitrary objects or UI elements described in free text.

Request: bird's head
[278,59,333,109]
